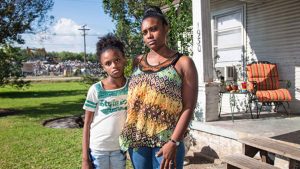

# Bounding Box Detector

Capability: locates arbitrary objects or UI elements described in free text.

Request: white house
[192,0,300,122]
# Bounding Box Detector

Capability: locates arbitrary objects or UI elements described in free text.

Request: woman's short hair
[142,6,168,26]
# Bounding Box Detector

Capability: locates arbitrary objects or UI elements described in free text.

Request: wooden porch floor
[192,111,300,146]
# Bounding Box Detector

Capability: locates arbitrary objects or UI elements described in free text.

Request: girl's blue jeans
[128,142,185,169]
[89,149,126,169]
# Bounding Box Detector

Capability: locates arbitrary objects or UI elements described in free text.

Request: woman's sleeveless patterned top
[120,53,183,150]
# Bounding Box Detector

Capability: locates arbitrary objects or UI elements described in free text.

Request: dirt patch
[183,151,226,169]
[43,115,84,128]
[0,109,21,117]
[183,156,225,169]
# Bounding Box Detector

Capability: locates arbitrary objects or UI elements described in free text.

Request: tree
[0,45,30,88]
[0,0,54,44]
[164,0,193,55]
[0,0,54,87]
[102,0,193,59]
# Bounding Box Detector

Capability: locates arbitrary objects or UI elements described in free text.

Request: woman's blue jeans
[128,142,185,169]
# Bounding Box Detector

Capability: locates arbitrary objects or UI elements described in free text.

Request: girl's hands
[156,141,177,169]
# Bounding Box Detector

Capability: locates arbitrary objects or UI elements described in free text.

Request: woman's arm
[82,110,94,169]
[158,55,198,169]
[171,55,198,142]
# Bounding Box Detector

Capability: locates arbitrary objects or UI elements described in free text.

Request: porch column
[192,0,219,122]
[192,0,213,82]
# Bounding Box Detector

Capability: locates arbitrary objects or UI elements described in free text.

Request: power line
[22,43,84,46]
[59,0,101,3]
[22,33,101,37]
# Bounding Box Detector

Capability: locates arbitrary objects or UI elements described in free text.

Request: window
[212,6,245,80]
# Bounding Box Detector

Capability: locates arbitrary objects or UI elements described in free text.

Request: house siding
[211,0,244,11]
[246,0,300,113]
[296,66,300,104]
[211,0,300,113]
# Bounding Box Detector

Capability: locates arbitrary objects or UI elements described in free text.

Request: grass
[0,82,132,169]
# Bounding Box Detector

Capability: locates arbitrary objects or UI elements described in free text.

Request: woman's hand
[156,141,177,169]
[81,159,93,169]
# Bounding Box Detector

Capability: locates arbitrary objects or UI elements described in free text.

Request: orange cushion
[247,63,279,90]
[256,89,292,102]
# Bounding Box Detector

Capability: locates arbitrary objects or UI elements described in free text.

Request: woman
[120,6,198,169]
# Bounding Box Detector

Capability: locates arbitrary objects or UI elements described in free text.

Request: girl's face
[100,49,126,78]
[141,17,168,51]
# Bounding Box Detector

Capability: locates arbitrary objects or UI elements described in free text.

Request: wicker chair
[246,61,292,118]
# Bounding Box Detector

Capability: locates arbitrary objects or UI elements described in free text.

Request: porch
[189,112,300,168]
[188,0,300,167]
[192,0,300,122]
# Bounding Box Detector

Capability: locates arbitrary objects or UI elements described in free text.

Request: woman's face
[141,17,168,51]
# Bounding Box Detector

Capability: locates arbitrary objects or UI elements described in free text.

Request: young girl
[82,33,127,169]
[119,6,198,169]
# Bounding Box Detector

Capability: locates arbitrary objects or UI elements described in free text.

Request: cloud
[23,18,99,53]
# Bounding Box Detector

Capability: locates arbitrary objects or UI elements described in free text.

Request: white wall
[211,0,300,113]
[246,0,300,113]
[295,66,300,109]
[211,0,244,11]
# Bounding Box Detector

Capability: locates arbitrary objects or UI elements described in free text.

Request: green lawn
[0,82,132,169]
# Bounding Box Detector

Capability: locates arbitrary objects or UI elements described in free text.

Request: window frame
[211,5,247,81]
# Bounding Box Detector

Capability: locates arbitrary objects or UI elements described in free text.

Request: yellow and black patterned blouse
[120,52,183,150]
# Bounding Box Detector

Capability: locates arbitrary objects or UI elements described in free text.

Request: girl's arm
[158,55,198,169]
[82,110,94,169]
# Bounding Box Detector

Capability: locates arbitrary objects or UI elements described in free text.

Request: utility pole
[78,24,90,68]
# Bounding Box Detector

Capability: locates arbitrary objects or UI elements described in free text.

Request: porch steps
[240,136,300,162]
[223,154,279,169]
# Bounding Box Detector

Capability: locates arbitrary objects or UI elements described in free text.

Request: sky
[21,0,115,53]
